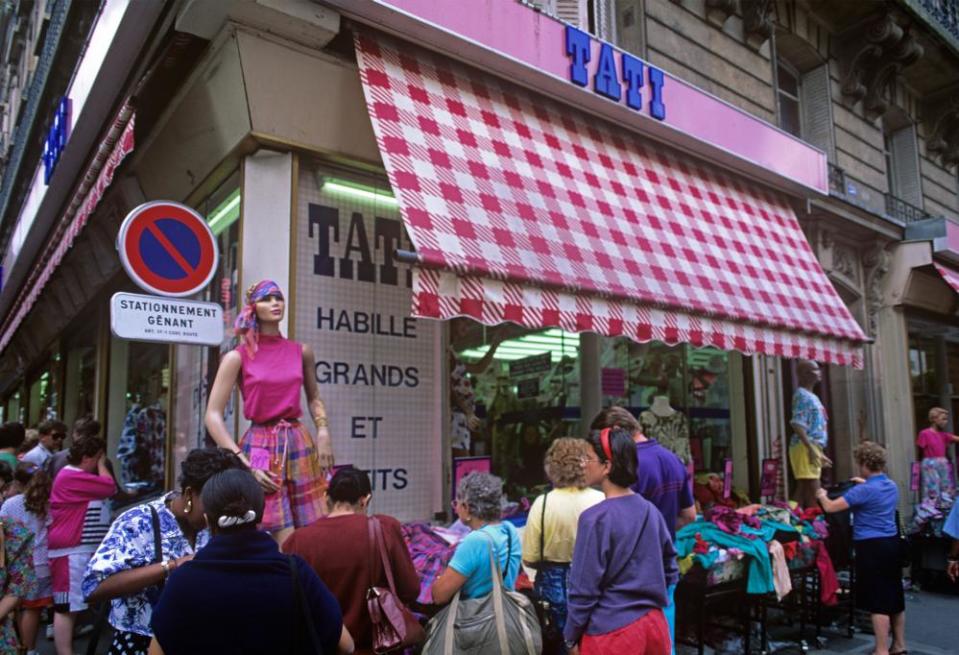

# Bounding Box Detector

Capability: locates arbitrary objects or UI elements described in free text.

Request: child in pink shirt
[48,432,115,655]
[915,407,959,523]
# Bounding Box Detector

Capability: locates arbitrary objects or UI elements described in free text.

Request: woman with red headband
[205,279,333,544]
[563,427,678,655]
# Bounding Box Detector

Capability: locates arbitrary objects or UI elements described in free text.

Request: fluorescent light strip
[323,179,398,206]
[207,190,241,236]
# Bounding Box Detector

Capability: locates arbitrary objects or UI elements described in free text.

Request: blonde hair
[854,440,886,472]
[929,407,948,423]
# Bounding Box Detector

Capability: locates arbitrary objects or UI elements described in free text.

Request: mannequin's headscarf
[234,279,284,357]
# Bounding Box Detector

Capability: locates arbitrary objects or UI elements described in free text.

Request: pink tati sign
[350,0,827,194]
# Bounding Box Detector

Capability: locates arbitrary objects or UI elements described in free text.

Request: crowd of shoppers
[0,399,935,655]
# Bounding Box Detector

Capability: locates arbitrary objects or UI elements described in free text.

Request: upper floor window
[777,61,801,138]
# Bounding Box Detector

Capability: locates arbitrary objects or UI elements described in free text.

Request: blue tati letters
[594,43,622,101]
[621,53,644,110]
[563,29,666,121]
[565,25,591,87]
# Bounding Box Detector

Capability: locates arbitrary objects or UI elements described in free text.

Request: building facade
[0,0,956,519]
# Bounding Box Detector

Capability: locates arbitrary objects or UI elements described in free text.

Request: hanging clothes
[675,522,775,595]
[640,410,690,464]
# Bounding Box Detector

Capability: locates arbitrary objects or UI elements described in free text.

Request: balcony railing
[911,0,959,47]
[885,193,931,224]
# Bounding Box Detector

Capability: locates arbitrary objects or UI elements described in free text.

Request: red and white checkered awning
[0,109,135,353]
[934,263,959,296]
[354,32,867,367]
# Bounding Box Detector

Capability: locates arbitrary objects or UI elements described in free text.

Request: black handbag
[530,492,564,655]
[895,510,911,569]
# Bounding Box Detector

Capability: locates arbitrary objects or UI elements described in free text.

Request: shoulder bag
[289,555,325,655]
[422,525,542,655]
[367,516,427,653]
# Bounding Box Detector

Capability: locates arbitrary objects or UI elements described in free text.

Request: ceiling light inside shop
[458,328,580,362]
[322,178,398,207]
[207,189,241,236]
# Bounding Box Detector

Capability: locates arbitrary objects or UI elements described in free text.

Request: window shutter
[799,64,836,162]
[550,0,588,29]
[888,124,923,207]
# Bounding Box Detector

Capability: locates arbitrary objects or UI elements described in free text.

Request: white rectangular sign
[110,292,224,345]
[296,165,440,522]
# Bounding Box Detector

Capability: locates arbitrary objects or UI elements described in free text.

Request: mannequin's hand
[315,427,334,470]
[251,468,281,493]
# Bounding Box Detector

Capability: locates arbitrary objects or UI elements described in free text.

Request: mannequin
[640,395,690,464]
[205,280,333,544]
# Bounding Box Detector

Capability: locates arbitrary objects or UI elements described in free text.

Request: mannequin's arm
[204,351,279,492]
[303,344,334,469]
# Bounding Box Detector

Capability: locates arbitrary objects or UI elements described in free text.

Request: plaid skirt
[239,419,328,532]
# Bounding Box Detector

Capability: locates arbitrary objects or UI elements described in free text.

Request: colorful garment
[640,411,690,464]
[116,404,167,490]
[82,494,209,638]
[790,387,827,448]
[49,465,115,612]
[237,333,326,532]
[917,427,953,459]
[401,521,457,605]
[534,563,571,653]
[0,494,51,603]
[0,517,37,653]
[522,487,604,565]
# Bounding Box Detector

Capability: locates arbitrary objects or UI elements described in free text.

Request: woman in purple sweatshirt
[564,427,678,655]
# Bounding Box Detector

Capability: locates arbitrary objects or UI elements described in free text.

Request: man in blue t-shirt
[591,406,695,654]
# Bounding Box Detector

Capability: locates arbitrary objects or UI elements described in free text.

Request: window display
[450,319,581,499]
[599,337,732,473]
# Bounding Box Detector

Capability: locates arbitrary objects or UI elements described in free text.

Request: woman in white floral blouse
[82,448,244,655]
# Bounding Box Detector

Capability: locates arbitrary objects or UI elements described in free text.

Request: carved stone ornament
[925,96,959,169]
[741,0,774,49]
[840,13,924,121]
[863,243,892,335]
[832,243,860,286]
[705,0,737,28]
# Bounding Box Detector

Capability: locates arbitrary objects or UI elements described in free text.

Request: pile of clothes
[676,503,838,604]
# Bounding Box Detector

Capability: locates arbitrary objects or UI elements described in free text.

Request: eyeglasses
[580,455,600,464]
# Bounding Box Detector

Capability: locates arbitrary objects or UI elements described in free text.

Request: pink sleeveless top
[237,334,303,423]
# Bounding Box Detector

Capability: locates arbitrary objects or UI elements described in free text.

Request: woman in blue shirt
[817,441,906,655]
[431,472,521,604]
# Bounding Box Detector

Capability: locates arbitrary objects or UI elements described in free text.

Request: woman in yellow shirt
[522,438,604,653]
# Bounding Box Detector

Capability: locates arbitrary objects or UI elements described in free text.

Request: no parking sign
[113,201,223,345]
[117,201,218,297]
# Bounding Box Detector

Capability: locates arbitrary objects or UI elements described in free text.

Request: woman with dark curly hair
[817,441,905,655]
[82,448,245,655]
[522,438,603,651]
[564,428,677,655]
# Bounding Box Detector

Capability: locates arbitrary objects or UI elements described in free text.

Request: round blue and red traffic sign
[117,201,219,297]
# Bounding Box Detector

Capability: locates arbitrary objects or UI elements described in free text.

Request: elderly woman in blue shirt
[817,441,905,655]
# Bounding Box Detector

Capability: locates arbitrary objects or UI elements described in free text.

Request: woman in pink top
[48,433,116,655]
[205,280,333,544]
[916,407,959,513]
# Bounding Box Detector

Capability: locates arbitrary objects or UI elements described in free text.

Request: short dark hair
[178,448,246,493]
[201,468,264,533]
[67,435,106,465]
[72,416,101,440]
[38,420,67,436]
[590,406,641,434]
[0,422,26,449]
[328,468,372,505]
[587,427,637,488]
[0,460,12,484]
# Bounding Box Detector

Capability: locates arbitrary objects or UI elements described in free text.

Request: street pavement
[33,585,959,654]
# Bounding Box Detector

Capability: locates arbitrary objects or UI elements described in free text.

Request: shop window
[172,172,241,477]
[450,320,581,500]
[3,391,21,424]
[106,337,170,495]
[26,353,60,427]
[908,333,941,435]
[62,310,99,429]
[599,338,735,471]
